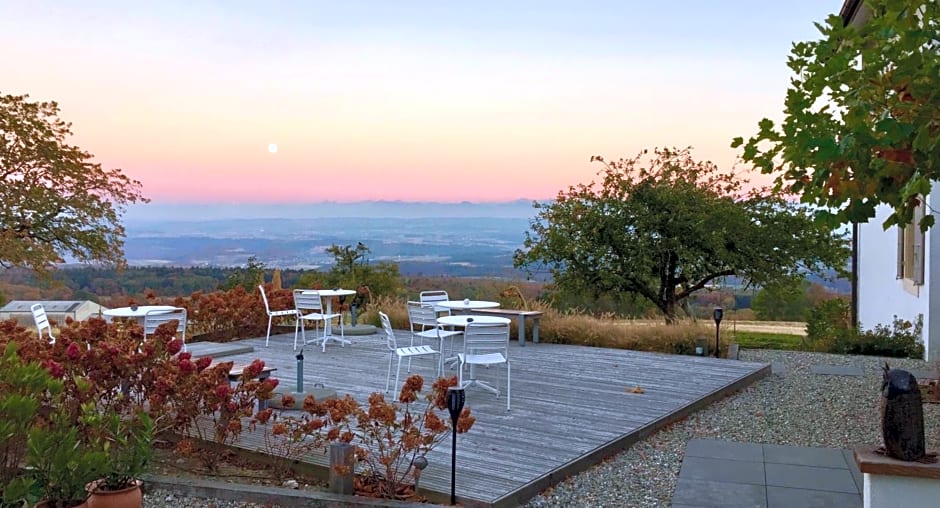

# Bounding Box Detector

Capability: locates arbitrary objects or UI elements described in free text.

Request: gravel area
[525,349,940,508]
[140,350,939,507]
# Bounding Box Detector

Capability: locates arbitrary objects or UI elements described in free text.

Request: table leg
[517,315,526,346]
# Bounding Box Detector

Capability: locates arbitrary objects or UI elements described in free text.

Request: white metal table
[435,300,500,314]
[102,305,177,322]
[309,289,356,348]
[437,315,511,395]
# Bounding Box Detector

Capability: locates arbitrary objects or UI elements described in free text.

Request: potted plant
[28,406,108,508]
[84,411,153,508]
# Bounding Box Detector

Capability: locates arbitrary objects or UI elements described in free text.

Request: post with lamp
[447,386,466,505]
[713,307,723,358]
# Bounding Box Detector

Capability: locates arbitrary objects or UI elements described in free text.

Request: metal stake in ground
[447,387,466,505]
[713,307,723,358]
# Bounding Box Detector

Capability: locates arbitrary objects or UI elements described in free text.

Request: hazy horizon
[123,199,539,222]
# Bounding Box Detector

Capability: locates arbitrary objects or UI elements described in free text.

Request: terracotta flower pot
[85,479,143,508]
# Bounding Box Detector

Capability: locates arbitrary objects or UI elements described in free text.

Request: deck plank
[194,330,769,507]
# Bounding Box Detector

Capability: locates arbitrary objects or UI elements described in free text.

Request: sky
[2,1,842,206]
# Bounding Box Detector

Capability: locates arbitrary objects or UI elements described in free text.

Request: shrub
[254,374,475,500]
[833,316,924,359]
[805,297,851,351]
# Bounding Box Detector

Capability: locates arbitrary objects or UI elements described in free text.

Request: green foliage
[86,411,153,491]
[0,343,61,507]
[805,297,852,347]
[514,147,849,323]
[751,279,811,321]
[296,243,403,298]
[27,404,108,507]
[0,93,147,275]
[805,297,923,358]
[732,331,805,351]
[839,316,924,358]
[733,0,940,230]
[222,256,267,292]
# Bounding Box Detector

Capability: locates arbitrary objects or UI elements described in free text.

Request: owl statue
[880,363,929,462]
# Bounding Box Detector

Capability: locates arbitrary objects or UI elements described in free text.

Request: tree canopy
[733,0,940,230]
[0,93,146,274]
[514,147,849,323]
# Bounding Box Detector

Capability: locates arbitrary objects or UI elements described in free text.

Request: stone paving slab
[765,463,859,493]
[671,478,767,508]
[766,485,861,508]
[809,364,865,376]
[685,438,764,462]
[763,443,850,468]
[677,439,863,508]
[679,456,765,485]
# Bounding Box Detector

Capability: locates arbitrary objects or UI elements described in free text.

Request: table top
[304,289,357,297]
[102,305,177,318]
[435,300,500,310]
[438,315,511,327]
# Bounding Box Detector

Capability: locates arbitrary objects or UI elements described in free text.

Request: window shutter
[897,226,906,279]
[914,223,926,286]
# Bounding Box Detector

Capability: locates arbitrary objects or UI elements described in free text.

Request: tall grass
[360,297,726,354]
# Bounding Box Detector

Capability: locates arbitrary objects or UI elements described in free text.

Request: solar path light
[713,307,724,358]
[447,386,466,505]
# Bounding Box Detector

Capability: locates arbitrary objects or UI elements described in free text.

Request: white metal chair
[380,311,441,393]
[419,290,451,315]
[293,289,344,352]
[143,307,188,351]
[407,301,462,358]
[31,303,55,344]
[259,285,299,347]
[458,322,511,411]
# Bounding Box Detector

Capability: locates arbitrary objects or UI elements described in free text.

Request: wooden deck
[193,330,770,507]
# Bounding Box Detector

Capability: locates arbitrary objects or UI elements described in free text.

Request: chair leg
[265,317,273,347]
[395,356,403,394]
[507,361,511,411]
[294,318,300,350]
[386,353,393,392]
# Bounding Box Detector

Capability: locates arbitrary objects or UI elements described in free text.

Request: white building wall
[857,200,938,361]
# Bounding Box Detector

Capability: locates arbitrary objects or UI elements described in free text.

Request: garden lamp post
[447,386,466,505]
[295,349,304,393]
[713,307,723,358]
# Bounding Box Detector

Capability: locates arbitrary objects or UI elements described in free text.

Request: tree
[0,93,147,274]
[222,256,266,292]
[514,147,849,323]
[732,0,940,230]
[751,278,812,321]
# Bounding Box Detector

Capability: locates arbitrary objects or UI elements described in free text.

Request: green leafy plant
[733,0,940,230]
[86,411,153,492]
[0,343,60,507]
[27,403,108,508]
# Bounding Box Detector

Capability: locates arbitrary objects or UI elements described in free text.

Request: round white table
[302,289,356,348]
[437,315,510,327]
[435,300,500,314]
[102,305,177,320]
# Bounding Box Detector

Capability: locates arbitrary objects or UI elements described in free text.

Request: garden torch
[447,387,466,505]
[713,307,723,358]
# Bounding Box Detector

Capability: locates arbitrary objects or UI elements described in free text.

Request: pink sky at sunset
[2,1,839,204]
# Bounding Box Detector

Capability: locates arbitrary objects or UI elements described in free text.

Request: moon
[268,143,278,154]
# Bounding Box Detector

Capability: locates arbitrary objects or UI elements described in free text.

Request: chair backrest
[144,308,187,340]
[31,303,55,343]
[419,290,449,304]
[407,301,439,330]
[259,285,273,314]
[293,290,325,312]
[379,311,398,351]
[463,322,510,358]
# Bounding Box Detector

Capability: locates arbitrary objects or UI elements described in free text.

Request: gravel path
[141,350,939,507]
[525,349,940,508]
